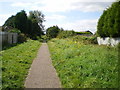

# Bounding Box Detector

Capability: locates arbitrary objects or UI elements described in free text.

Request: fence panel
[0,32,18,46]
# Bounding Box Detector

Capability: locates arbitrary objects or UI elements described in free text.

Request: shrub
[97,1,120,37]
[75,31,93,35]
[72,35,97,44]
[46,26,61,39]
[8,28,21,34]
[57,30,76,39]
[18,33,27,43]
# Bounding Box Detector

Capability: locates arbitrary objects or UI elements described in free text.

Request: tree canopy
[46,26,61,39]
[97,1,120,37]
[3,10,45,39]
[28,10,45,39]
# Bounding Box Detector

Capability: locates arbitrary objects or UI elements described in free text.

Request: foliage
[28,10,45,39]
[3,15,16,28]
[41,35,49,42]
[3,10,45,40]
[75,31,93,35]
[46,26,61,39]
[14,10,28,34]
[8,28,21,34]
[57,30,76,39]
[1,40,41,89]
[18,33,27,43]
[71,35,97,44]
[29,10,45,30]
[48,38,118,88]
[97,1,120,37]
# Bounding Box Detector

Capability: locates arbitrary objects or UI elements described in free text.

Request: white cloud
[9,0,115,12]
[46,14,66,21]
[44,19,98,33]
[0,14,13,26]
[11,2,32,7]
[0,0,115,32]
[0,0,116,3]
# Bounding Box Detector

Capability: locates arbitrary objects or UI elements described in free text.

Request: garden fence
[0,32,18,46]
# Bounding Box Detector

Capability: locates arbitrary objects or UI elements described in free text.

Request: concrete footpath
[24,43,61,88]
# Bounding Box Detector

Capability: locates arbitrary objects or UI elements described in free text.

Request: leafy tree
[97,1,120,37]
[3,10,45,40]
[29,10,45,30]
[113,2,120,37]
[3,15,16,28]
[46,26,61,39]
[28,10,45,39]
[14,10,28,34]
[97,10,107,37]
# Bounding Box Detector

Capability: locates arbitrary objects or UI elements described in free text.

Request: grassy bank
[1,40,41,88]
[48,38,118,88]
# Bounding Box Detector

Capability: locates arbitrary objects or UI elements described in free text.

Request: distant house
[76,30,93,36]
[2,26,13,32]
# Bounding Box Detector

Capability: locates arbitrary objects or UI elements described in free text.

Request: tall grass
[48,38,118,88]
[1,40,41,89]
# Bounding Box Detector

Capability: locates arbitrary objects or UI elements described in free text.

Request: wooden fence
[0,32,18,47]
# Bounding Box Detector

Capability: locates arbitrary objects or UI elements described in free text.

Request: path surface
[24,43,61,88]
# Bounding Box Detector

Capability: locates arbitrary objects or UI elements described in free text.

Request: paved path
[24,43,61,88]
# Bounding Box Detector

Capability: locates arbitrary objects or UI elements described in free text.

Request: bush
[46,26,61,39]
[97,1,120,37]
[72,35,97,44]
[18,33,27,43]
[57,30,76,39]
[75,31,93,35]
[8,28,21,34]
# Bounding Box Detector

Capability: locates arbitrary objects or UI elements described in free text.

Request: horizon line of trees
[46,25,93,39]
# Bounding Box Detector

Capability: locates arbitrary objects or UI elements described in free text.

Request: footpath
[25,43,61,88]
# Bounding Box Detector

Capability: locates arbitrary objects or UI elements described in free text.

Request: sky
[0,0,116,33]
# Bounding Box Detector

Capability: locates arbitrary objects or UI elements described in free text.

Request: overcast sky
[0,0,116,33]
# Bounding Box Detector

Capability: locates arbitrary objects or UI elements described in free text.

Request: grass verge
[1,40,41,89]
[48,38,118,88]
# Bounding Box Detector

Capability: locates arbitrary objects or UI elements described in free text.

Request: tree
[14,10,28,34]
[46,26,61,39]
[29,10,45,30]
[28,10,45,39]
[3,10,45,40]
[97,10,107,37]
[97,1,120,37]
[3,15,16,28]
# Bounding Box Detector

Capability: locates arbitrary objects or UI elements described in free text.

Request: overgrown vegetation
[57,30,76,39]
[71,35,97,44]
[1,40,41,89]
[48,38,118,88]
[3,10,45,40]
[75,31,93,35]
[46,25,61,39]
[97,1,120,37]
